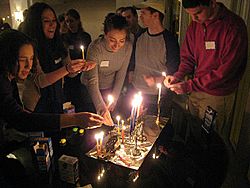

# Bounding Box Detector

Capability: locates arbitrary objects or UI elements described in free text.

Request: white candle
[80,45,85,60]
[116,115,121,135]
[99,131,104,152]
[157,83,162,104]
[95,133,100,155]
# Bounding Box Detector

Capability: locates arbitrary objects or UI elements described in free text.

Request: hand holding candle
[163,75,179,88]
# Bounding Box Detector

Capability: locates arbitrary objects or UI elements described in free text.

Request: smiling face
[41,8,57,39]
[105,29,126,52]
[17,44,34,80]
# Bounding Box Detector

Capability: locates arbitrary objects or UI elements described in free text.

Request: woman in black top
[20,3,95,113]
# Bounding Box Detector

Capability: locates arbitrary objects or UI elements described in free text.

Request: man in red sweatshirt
[164,0,248,139]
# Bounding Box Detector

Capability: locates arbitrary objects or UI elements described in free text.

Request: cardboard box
[58,154,79,184]
[33,142,51,172]
[32,137,53,157]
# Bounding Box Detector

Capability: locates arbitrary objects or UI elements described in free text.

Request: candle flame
[80,45,84,51]
[116,115,121,121]
[162,72,166,77]
[157,83,162,89]
[95,133,100,140]
[99,131,104,138]
[133,92,143,107]
[95,131,104,140]
[107,94,114,105]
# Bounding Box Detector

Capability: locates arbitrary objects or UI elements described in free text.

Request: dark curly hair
[0,29,37,78]
[20,2,67,67]
[103,13,129,35]
[20,2,61,45]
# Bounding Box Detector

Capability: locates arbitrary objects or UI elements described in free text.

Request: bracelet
[65,64,70,74]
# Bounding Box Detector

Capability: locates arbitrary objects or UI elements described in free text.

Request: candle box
[32,137,53,158]
[63,102,75,114]
[33,142,51,172]
[58,154,79,184]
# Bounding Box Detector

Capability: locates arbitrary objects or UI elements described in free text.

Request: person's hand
[98,107,114,126]
[168,81,188,94]
[107,102,116,112]
[158,145,168,155]
[75,112,104,128]
[163,75,178,88]
[66,59,85,73]
[80,60,96,72]
[143,75,155,87]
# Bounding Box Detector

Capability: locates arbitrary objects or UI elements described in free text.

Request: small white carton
[58,154,79,184]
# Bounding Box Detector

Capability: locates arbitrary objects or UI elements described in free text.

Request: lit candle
[133,93,139,122]
[80,45,85,60]
[95,133,100,155]
[107,94,114,108]
[130,98,136,135]
[136,92,142,118]
[156,83,162,104]
[116,115,121,135]
[99,131,104,152]
[129,92,143,135]
[156,83,162,125]
[121,120,125,144]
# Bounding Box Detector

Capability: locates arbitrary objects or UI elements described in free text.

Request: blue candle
[133,106,138,128]
[130,106,135,135]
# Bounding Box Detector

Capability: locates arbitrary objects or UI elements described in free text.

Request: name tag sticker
[205,41,216,50]
[68,45,74,50]
[100,61,109,67]
[54,57,62,64]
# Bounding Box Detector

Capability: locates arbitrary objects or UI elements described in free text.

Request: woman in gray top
[81,13,132,125]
